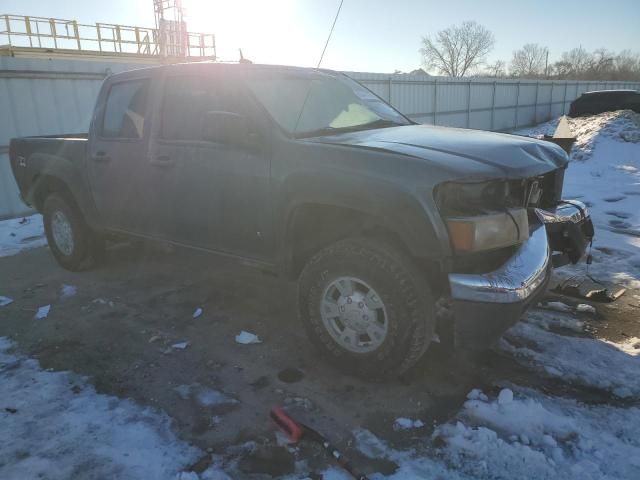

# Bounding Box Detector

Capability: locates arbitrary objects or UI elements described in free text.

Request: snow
[174,384,237,408]
[61,284,77,298]
[576,303,596,314]
[0,337,201,479]
[0,214,47,257]
[235,330,262,344]
[34,304,50,320]
[0,296,13,307]
[393,417,425,430]
[501,312,640,398]
[435,387,640,480]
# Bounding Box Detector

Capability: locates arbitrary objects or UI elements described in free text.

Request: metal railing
[0,14,215,59]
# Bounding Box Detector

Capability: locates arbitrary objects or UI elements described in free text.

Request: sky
[3,0,640,73]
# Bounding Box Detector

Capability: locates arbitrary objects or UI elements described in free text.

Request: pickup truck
[9,63,594,378]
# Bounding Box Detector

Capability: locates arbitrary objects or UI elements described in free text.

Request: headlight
[446,209,529,253]
[435,180,511,216]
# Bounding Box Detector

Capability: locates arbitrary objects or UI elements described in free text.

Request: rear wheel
[43,193,104,271]
[298,237,435,379]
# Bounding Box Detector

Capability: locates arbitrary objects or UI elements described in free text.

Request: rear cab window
[101,79,149,139]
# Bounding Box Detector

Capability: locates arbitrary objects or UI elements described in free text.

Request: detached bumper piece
[447,200,593,349]
[536,200,594,267]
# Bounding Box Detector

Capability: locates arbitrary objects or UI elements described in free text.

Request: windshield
[244,71,411,137]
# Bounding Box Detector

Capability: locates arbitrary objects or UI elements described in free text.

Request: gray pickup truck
[9,63,594,378]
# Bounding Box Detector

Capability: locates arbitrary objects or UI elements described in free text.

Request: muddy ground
[1,242,638,477]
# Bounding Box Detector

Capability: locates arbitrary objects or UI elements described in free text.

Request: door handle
[151,155,175,168]
[93,151,111,163]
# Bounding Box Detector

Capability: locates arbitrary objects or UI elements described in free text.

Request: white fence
[348,72,640,131]
[1,56,639,219]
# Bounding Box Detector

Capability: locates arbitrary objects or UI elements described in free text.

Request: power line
[317,0,344,68]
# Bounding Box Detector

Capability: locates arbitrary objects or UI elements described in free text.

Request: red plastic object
[270,406,305,443]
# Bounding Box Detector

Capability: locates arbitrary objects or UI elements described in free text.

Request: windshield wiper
[295,119,404,139]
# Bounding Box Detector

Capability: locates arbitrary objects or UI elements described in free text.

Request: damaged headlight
[435,181,529,253]
[445,209,529,253]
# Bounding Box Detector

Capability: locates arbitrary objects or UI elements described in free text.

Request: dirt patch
[2,242,638,473]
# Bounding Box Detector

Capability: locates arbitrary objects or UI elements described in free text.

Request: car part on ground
[270,406,369,480]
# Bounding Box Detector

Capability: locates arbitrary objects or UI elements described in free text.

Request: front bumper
[447,201,593,348]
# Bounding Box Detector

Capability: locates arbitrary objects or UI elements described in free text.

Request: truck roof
[106,62,338,81]
[582,89,639,95]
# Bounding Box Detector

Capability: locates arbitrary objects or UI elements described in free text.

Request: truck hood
[308,124,568,179]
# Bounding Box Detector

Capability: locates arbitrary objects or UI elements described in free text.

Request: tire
[43,193,103,271]
[298,237,435,379]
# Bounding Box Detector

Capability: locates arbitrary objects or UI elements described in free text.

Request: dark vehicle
[9,63,594,378]
[569,89,640,117]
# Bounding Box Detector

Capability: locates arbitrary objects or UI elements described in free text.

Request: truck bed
[9,134,89,210]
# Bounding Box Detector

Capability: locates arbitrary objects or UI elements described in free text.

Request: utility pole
[544,49,549,79]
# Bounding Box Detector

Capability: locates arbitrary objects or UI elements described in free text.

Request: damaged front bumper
[447,200,594,348]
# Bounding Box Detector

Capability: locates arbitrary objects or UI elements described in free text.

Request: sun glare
[183,0,307,65]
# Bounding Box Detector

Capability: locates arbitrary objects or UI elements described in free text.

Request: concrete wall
[1,56,639,219]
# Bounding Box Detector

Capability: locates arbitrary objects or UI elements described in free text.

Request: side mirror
[202,111,248,145]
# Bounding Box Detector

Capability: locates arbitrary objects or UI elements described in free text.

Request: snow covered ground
[1,110,639,479]
[0,214,47,257]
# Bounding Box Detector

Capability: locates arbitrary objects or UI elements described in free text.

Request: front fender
[278,170,450,264]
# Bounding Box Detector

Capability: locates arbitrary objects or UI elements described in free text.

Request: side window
[102,80,149,139]
[160,75,238,141]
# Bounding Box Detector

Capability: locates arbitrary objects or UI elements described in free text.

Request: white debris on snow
[0,337,201,479]
[393,417,425,431]
[516,109,640,288]
[235,330,261,344]
[61,284,77,298]
[192,307,203,319]
[0,215,48,257]
[171,341,190,350]
[576,304,596,314]
[34,304,50,320]
[502,316,640,398]
[497,388,514,405]
[0,296,13,307]
[466,388,488,402]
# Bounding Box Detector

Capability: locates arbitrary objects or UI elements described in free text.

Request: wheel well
[32,175,75,212]
[286,204,440,283]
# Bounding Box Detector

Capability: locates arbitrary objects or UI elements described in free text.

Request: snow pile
[435,387,640,480]
[502,315,640,398]
[515,109,640,161]
[0,215,47,257]
[567,110,640,161]
[0,337,202,479]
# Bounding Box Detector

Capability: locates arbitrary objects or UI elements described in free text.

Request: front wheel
[298,238,435,379]
[43,193,104,271]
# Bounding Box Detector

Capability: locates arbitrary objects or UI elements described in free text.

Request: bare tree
[510,44,548,77]
[483,60,507,78]
[420,21,495,77]
[553,46,592,79]
[613,50,640,80]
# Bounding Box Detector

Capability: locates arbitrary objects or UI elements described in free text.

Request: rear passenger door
[147,72,272,260]
[88,77,151,232]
